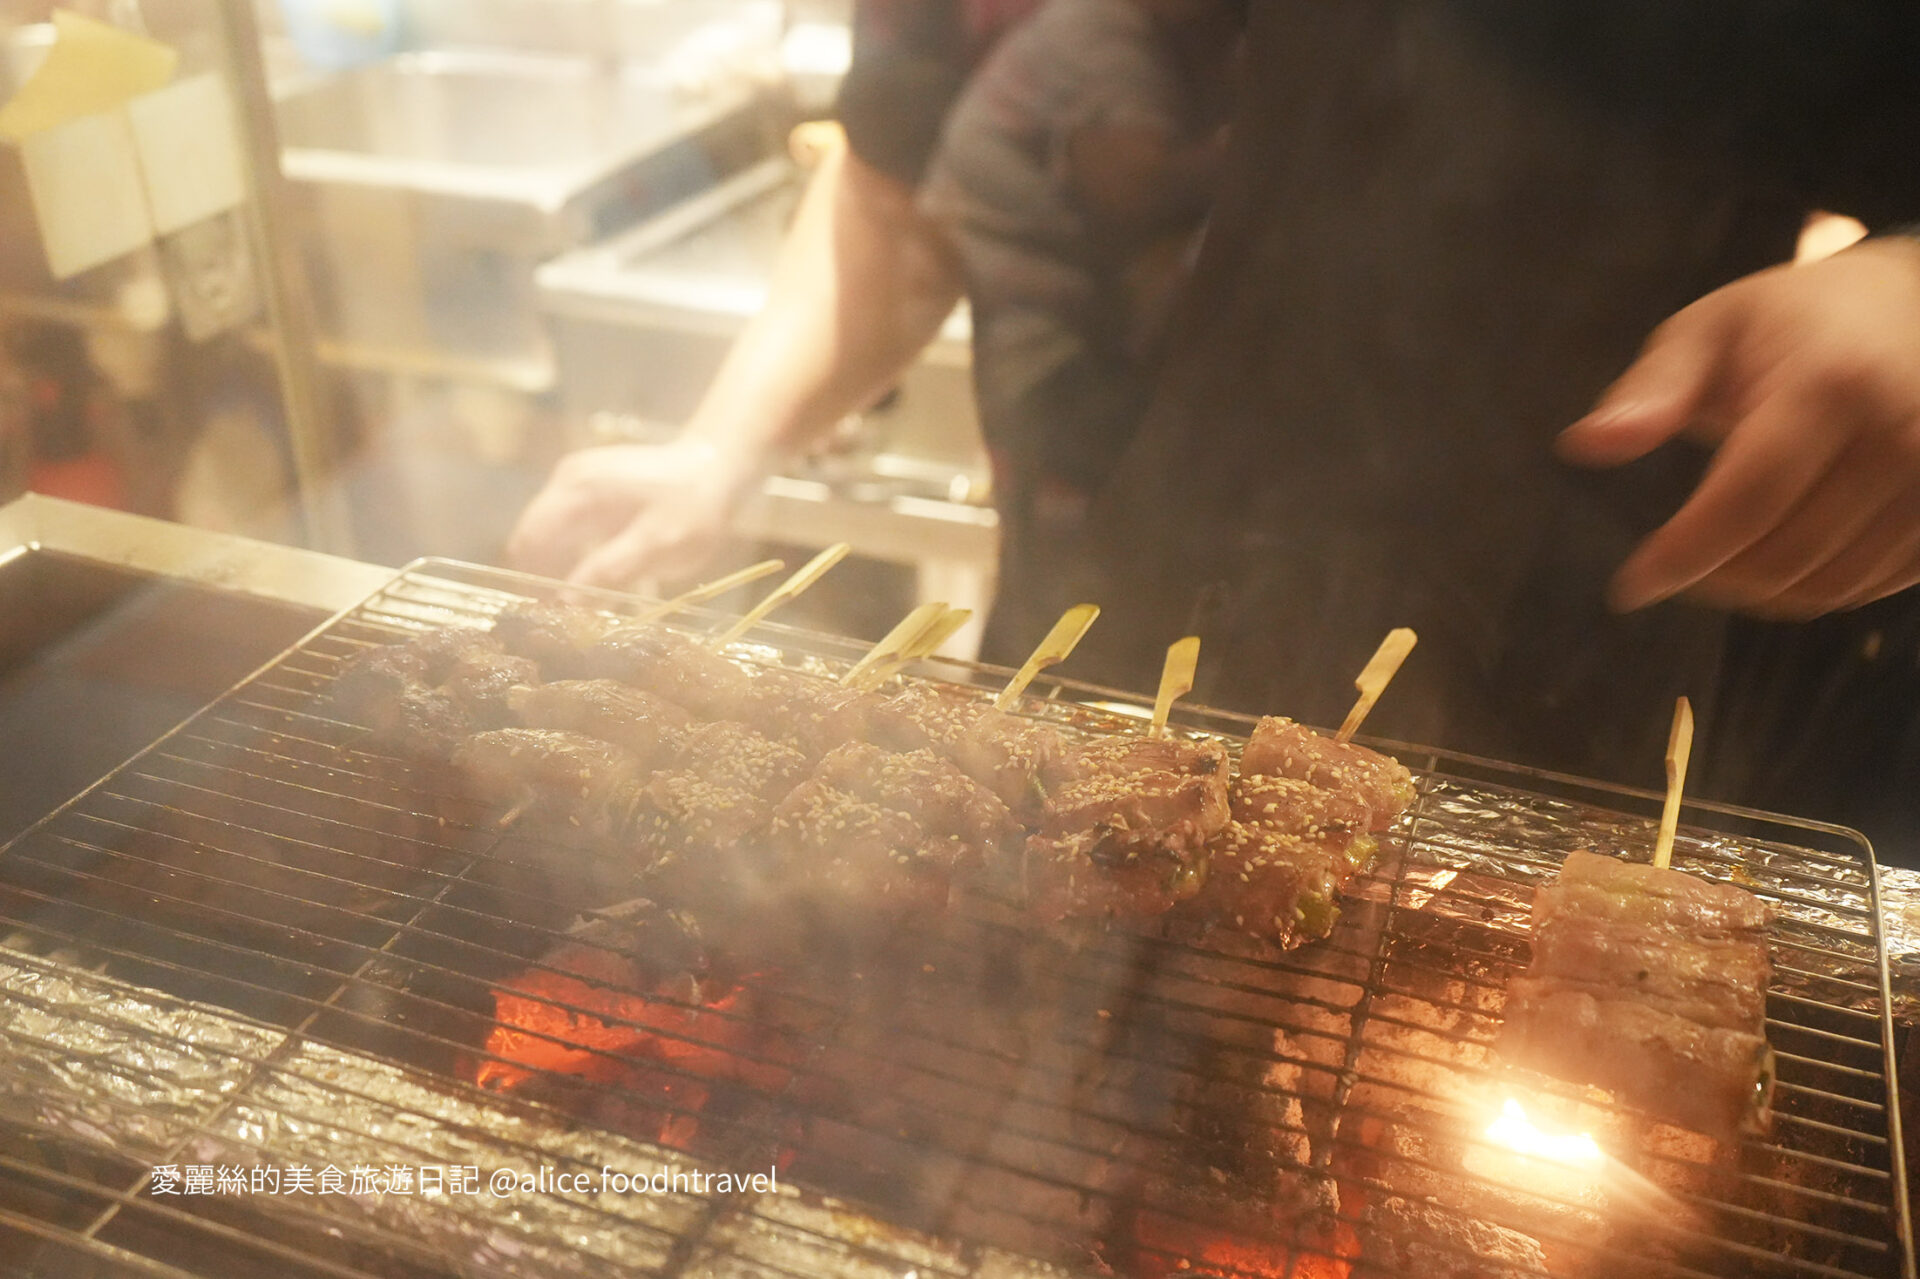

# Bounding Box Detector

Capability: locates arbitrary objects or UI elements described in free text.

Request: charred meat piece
[740,672,887,759]
[452,728,645,833]
[509,679,691,769]
[867,684,1065,820]
[440,647,541,729]
[1044,737,1231,862]
[1241,716,1415,828]
[676,721,812,806]
[333,628,525,749]
[334,679,472,754]
[864,680,985,751]
[631,770,776,878]
[1498,977,1775,1142]
[491,601,614,678]
[1229,773,1375,836]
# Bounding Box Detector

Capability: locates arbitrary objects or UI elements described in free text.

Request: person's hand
[506,439,758,588]
[1558,237,1920,619]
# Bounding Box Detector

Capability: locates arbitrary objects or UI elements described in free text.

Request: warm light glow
[1485,1098,1603,1166]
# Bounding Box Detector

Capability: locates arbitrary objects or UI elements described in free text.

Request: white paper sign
[127,73,245,236]
[19,108,153,279]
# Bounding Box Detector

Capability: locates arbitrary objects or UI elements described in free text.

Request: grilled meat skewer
[1499,849,1774,1141]
[509,680,692,770]
[352,610,1419,955]
[334,628,541,751]
[1174,774,1381,951]
[1242,716,1415,827]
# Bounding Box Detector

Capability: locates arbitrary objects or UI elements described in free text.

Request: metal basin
[0,546,325,844]
[276,50,758,207]
[273,49,779,385]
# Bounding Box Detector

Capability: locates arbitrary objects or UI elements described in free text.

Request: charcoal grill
[0,558,1910,1278]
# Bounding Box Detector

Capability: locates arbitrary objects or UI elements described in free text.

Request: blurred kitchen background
[0,0,995,645]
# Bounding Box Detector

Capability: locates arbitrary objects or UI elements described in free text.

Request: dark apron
[1070,0,1920,802]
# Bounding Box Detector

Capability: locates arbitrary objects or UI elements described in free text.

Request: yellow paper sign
[0,11,178,144]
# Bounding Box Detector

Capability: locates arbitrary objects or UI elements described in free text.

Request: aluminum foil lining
[1878,865,1920,1024]
[1391,778,1887,1016]
[0,950,1091,1277]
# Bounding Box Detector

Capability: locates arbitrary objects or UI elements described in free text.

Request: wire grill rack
[0,558,1910,1278]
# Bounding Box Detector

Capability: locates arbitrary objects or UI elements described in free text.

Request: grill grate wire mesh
[0,558,1908,1278]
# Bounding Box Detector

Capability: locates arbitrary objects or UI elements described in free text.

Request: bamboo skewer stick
[1336,627,1418,743]
[1651,696,1694,871]
[1151,636,1201,738]
[633,558,785,624]
[861,606,972,690]
[904,606,972,661]
[709,542,851,649]
[842,602,949,688]
[995,604,1100,712]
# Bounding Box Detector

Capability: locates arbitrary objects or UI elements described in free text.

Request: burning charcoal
[1346,1113,1609,1271]
[1241,717,1415,829]
[1353,1194,1547,1279]
[509,679,692,770]
[475,897,793,1139]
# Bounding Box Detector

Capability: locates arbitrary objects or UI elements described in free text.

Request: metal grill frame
[0,555,1910,1279]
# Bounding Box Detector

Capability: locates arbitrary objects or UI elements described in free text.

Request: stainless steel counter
[0,493,391,612]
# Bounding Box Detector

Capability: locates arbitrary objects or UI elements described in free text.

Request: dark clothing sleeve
[836,0,1040,185]
[836,0,971,186]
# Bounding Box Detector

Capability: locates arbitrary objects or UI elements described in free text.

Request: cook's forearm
[681,144,964,488]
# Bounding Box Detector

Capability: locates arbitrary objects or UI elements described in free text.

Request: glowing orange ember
[1127,1208,1355,1279]
[473,961,792,1145]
